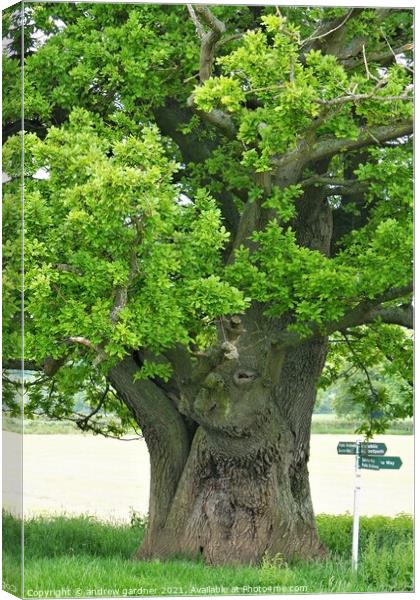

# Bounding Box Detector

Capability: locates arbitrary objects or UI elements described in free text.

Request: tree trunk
[139,417,325,566]
[111,312,328,566]
[108,356,190,553]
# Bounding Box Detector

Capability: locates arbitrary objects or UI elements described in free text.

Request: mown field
[2,512,413,596]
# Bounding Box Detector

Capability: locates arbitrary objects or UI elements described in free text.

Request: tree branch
[186,97,237,139]
[66,336,95,349]
[55,263,82,275]
[380,30,413,73]
[341,42,413,70]
[75,384,109,431]
[275,283,413,347]
[186,5,237,139]
[317,91,412,107]
[327,8,397,67]
[3,356,69,377]
[310,120,413,163]
[193,4,226,83]
[187,4,204,39]
[325,284,414,333]
[3,359,39,371]
[300,8,358,48]
[300,8,363,57]
[341,331,378,399]
[300,174,369,196]
[367,304,413,329]
[110,245,139,325]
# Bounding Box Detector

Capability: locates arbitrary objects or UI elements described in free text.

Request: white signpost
[351,441,362,573]
[337,439,402,573]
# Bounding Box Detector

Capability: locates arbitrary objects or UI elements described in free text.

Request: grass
[2,512,413,596]
[3,415,413,436]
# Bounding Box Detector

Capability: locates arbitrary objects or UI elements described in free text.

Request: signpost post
[337,439,402,574]
[351,441,361,573]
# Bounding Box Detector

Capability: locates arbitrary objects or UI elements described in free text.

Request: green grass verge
[2,512,413,596]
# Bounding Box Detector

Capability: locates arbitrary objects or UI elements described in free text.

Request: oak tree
[3,3,413,565]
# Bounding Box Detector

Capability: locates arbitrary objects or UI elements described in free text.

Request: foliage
[194,15,412,170]
[320,327,412,438]
[2,4,413,437]
[317,356,412,424]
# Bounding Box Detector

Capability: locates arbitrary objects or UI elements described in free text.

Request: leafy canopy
[2,3,413,437]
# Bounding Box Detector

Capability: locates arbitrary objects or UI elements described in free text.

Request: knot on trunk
[233,368,258,386]
[221,341,239,360]
[193,364,269,439]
